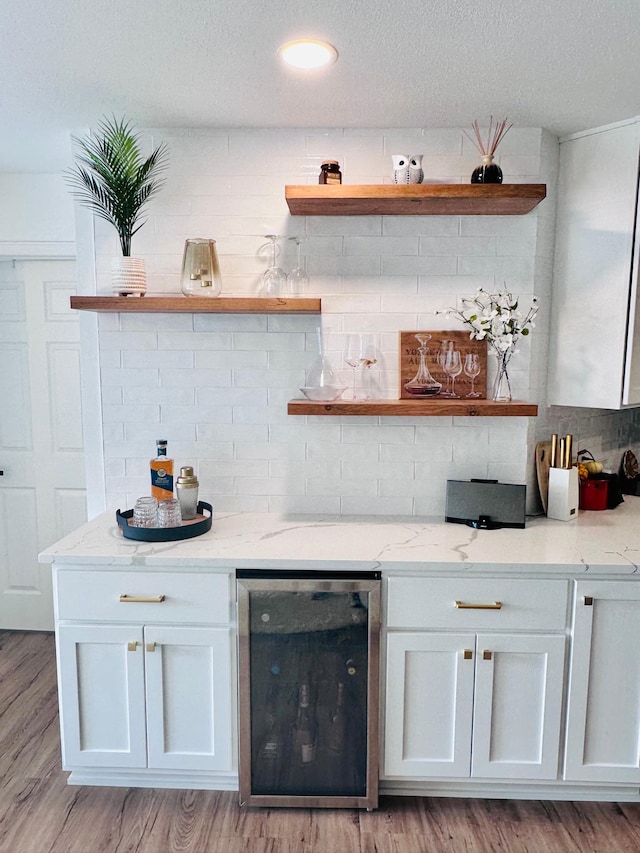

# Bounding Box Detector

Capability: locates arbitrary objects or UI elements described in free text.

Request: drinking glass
[259,235,287,296]
[132,496,158,528]
[286,237,309,295]
[464,352,482,397]
[444,347,463,398]
[157,498,182,528]
[344,333,378,401]
[437,340,454,396]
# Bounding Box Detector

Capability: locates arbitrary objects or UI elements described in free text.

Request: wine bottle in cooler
[259,668,283,763]
[327,682,347,754]
[291,681,317,765]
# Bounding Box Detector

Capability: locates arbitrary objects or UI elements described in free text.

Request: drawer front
[56,570,232,625]
[386,577,569,631]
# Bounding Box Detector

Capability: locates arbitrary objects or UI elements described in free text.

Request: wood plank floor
[1,629,639,853]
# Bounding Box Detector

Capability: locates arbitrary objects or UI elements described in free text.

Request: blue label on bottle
[151,468,174,492]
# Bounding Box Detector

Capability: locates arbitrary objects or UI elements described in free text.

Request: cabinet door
[57,624,147,768]
[471,633,566,780]
[565,582,640,783]
[384,632,475,778]
[549,120,640,408]
[144,625,234,772]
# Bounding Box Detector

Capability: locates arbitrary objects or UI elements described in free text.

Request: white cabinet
[54,569,235,781]
[549,118,640,408]
[58,623,233,771]
[384,577,568,782]
[565,580,640,784]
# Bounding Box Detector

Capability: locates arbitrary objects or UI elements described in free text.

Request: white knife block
[547,466,579,521]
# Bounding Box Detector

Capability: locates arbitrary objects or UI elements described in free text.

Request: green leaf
[64,116,168,256]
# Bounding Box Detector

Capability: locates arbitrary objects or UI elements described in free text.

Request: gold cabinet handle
[127,641,138,652]
[119,594,166,604]
[463,649,473,660]
[483,650,492,660]
[454,600,502,610]
[583,596,593,606]
[146,642,156,653]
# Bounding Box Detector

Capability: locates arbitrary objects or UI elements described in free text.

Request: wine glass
[344,333,377,401]
[437,340,453,396]
[259,235,287,296]
[361,333,378,400]
[286,237,309,295]
[464,352,481,397]
[444,347,462,398]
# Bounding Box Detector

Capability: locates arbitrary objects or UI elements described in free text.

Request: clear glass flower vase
[491,348,514,402]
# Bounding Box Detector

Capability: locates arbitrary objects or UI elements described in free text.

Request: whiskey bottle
[150,439,174,501]
[291,681,317,765]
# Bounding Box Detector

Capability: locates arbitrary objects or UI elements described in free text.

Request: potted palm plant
[65,116,169,295]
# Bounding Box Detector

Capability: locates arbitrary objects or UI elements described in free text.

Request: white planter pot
[111,257,146,296]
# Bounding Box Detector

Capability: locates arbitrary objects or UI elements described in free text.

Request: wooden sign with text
[399,330,488,400]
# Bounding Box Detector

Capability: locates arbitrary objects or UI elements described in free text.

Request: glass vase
[181,239,222,297]
[471,153,503,184]
[491,347,514,402]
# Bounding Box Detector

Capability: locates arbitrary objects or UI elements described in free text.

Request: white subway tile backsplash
[85,124,613,517]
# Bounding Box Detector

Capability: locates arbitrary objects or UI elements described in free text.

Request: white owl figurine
[408,154,424,184]
[391,154,410,184]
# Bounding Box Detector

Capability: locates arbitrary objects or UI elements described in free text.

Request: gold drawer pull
[483,650,492,660]
[455,600,502,610]
[119,594,166,604]
[127,641,138,652]
[146,642,157,653]
[463,649,473,660]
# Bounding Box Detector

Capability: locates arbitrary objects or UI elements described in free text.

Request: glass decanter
[403,333,442,396]
[300,326,346,401]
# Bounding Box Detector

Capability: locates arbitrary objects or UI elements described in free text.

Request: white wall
[75,125,640,517]
[0,174,75,256]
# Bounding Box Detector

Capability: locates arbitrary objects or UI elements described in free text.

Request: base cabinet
[565,581,640,784]
[53,568,236,781]
[57,623,233,772]
[384,631,565,781]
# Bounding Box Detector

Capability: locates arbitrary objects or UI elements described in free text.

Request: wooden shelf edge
[288,398,538,417]
[70,296,322,314]
[285,184,547,216]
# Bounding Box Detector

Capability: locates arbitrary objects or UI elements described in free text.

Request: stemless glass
[259,235,287,296]
[157,498,182,528]
[132,496,158,528]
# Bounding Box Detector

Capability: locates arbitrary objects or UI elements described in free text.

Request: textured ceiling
[1,0,639,172]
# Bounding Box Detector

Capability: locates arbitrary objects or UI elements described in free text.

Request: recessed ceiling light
[278,40,338,69]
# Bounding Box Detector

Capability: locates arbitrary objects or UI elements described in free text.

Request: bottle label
[151,468,174,495]
[301,742,316,764]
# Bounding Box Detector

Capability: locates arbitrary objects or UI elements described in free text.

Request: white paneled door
[0,260,86,630]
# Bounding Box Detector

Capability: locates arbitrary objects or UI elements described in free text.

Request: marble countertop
[38,499,640,575]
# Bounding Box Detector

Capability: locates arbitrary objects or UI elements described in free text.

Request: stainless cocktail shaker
[176,466,199,519]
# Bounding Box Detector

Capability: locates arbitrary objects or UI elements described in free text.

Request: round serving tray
[116,501,213,542]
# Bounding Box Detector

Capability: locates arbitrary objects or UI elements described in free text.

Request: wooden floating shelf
[70,296,321,314]
[285,184,547,216]
[288,398,538,417]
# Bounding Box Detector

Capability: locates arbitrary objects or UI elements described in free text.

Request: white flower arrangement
[438,288,538,354]
[436,288,539,401]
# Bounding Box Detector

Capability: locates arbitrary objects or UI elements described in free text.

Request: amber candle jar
[319,160,342,184]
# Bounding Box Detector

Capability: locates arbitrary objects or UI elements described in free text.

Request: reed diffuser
[465,116,512,184]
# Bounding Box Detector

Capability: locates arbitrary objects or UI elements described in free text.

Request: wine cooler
[236,570,380,809]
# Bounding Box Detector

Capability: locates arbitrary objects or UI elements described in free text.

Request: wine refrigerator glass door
[237,573,380,809]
